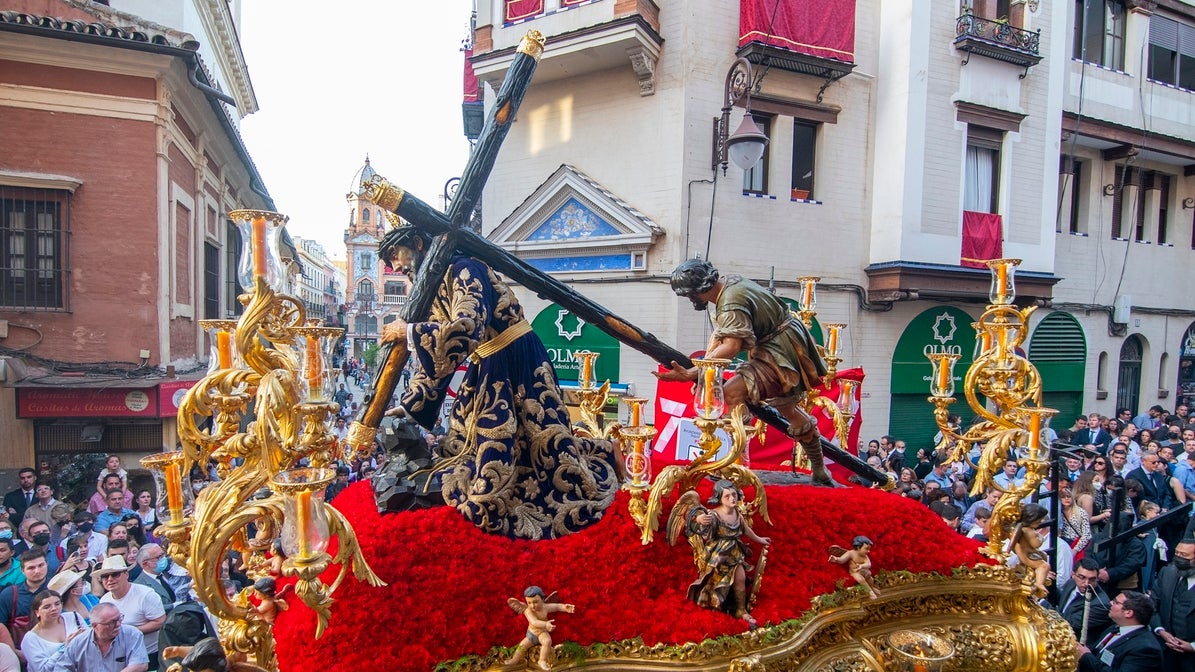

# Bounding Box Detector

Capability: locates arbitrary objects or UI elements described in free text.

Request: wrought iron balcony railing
[955,12,1042,74]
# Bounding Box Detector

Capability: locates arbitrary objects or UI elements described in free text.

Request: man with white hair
[53,601,148,672]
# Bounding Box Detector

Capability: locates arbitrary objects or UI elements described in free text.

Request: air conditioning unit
[1113,295,1131,325]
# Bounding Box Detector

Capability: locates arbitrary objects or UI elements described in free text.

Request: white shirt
[100,583,165,653]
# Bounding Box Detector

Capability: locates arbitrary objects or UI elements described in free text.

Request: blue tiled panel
[528,198,621,240]
[528,254,632,272]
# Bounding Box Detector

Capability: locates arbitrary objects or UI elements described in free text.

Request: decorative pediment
[347,233,379,246]
[490,164,662,273]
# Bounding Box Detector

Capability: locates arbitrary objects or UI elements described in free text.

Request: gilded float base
[463,564,1073,672]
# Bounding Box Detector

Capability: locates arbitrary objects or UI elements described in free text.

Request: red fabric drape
[960,211,1003,269]
[561,0,591,6]
[653,366,865,483]
[504,0,543,23]
[462,48,479,103]
[739,0,855,63]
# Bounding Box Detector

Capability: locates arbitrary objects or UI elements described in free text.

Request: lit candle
[840,381,854,411]
[581,355,592,388]
[296,490,311,558]
[631,402,641,427]
[252,216,267,278]
[164,461,183,525]
[827,327,838,356]
[996,262,1008,298]
[216,331,232,370]
[802,281,813,309]
[1029,413,1041,450]
[937,357,950,391]
[981,331,992,352]
[703,366,715,416]
[305,336,321,395]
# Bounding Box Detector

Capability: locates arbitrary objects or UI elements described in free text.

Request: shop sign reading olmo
[532,304,621,384]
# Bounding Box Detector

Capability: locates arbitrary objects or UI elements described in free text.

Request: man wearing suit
[133,543,177,613]
[1150,539,1195,672]
[2,468,36,522]
[1056,557,1114,647]
[1078,590,1164,671]
[1075,415,1114,454]
[1126,451,1174,509]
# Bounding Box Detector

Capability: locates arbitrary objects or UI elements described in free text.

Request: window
[791,121,817,200]
[362,209,370,223]
[204,242,220,319]
[224,220,242,317]
[1059,158,1085,234]
[1156,172,1171,245]
[964,127,1002,214]
[1148,14,1195,90]
[384,281,407,299]
[1074,0,1126,70]
[0,187,68,309]
[741,113,771,195]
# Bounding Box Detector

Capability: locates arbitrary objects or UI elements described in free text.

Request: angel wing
[507,598,526,614]
[828,545,849,558]
[667,490,703,547]
[544,591,560,604]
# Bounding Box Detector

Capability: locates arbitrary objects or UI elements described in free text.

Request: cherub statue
[668,479,771,628]
[829,535,879,599]
[504,586,575,671]
[1009,502,1050,597]
[251,577,289,625]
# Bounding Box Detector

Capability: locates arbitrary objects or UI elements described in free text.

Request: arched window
[362,209,370,223]
[1117,335,1144,416]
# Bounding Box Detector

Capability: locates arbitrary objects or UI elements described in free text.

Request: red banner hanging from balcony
[739,0,855,63]
[960,210,1003,269]
[462,48,479,103]
[505,0,544,24]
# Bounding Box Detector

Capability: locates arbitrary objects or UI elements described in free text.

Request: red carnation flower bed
[273,480,988,672]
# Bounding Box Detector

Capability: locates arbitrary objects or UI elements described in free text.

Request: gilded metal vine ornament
[146,209,383,670]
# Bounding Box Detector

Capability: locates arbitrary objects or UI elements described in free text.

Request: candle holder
[575,350,600,390]
[619,425,657,530]
[925,345,962,398]
[230,209,288,292]
[821,322,845,381]
[571,351,625,444]
[795,276,820,329]
[199,320,242,374]
[889,630,955,672]
[692,358,730,420]
[272,468,334,563]
[290,325,344,404]
[985,258,1020,305]
[622,396,648,429]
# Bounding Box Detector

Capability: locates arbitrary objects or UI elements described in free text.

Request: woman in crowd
[51,570,97,625]
[1073,470,1112,531]
[20,590,86,672]
[894,468,918,496]
[134,489,156,533]
[1057,488,1092,557]
[120,514,146,547]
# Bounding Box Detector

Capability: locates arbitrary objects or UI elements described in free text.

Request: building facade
[293,236,338,325]
[0,0,277,481]
[464,0,1195,457]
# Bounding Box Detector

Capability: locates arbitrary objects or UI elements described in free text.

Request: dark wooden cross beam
[351,33,884,486]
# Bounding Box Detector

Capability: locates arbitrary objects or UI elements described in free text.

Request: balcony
[954,12,1042,74]
[383,294,409,307]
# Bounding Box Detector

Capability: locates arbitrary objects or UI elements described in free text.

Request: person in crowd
[0,539,21,592]
[22,590,87,672]
[119,517,145,550]
[53,602,148,672]
[93,457,127,497]
[912,449,934,481]
[966,507,992,542]
[86,477,131,518]
[1059,487,1093,557]
[62,513,106,564]
[1174,446,1195,503]
[1133,405,1166,432]
[132,492,155,537]
[95,556,164,670]
[1136,502,1165,594]
[962,488,1001,532]
[923,458,953,491]
[21,483,61,533]
[1109,445,1131,478]
[0,551,48,651]
[94,492,135,538]
[1054,557,1113,647]
[132,545,177,614]
[3,470,37,523]
[324,467,351,504]
[49,570,96,625]
[1076,591,1164,671]
[1150,537,1195,672]
[1064,456,1086,484]
[948,480,970,511]
[1074,414,1114,455]
[1089,512,1148,595]
[993,459,1023,490]
[24,522,59,576]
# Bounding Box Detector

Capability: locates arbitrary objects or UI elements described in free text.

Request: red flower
[273,481,987,672]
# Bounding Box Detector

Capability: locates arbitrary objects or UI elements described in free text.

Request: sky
[238,0,475,261]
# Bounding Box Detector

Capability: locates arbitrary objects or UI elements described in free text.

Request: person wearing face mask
[60,512,107,563]
[0,538,22,590]
[26,522,61,575]
[133,544,176,613]
[1150,538,1195,672]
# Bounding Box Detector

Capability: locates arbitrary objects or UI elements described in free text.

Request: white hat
[92,555,130,578]
[47,569,83,595]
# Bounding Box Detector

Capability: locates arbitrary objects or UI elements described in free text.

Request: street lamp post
[711,57,769,175]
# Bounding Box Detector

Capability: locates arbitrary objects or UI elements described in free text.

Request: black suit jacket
[1075,428,1113,452]
[1149,566,1195,640]
[1124,467,1169,507]
[1055,580,1113,646]
[1078,626,1164,672]
[2,489,31,522]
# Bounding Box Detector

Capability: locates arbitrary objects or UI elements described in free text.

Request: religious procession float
[149,31,1077,672]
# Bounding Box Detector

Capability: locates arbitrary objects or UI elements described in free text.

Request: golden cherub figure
[829,535,879,599]
[251,577,289,625]
[504,586,575,671]
[1009,503,1051,597]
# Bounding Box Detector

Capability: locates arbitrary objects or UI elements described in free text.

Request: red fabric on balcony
[462,48,479,103]
[738,0,855,63]
[960,210,1003,269]
[504,0,543,23]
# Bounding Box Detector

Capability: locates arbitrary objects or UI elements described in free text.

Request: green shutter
[1028,312,1087,394]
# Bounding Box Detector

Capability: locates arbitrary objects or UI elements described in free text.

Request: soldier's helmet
[669,259,719,298]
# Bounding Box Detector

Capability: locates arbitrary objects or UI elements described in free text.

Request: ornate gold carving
[517,30,546,60]
[361,176,404,213]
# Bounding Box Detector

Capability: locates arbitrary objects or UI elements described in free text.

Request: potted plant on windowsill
[791,189,811,200]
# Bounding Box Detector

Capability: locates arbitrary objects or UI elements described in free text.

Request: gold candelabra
[143,209,383,670]
[639,358,768,544]
[926,258,1057,560]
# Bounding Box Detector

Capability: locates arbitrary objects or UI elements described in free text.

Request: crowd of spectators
[864,404,1195,671]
